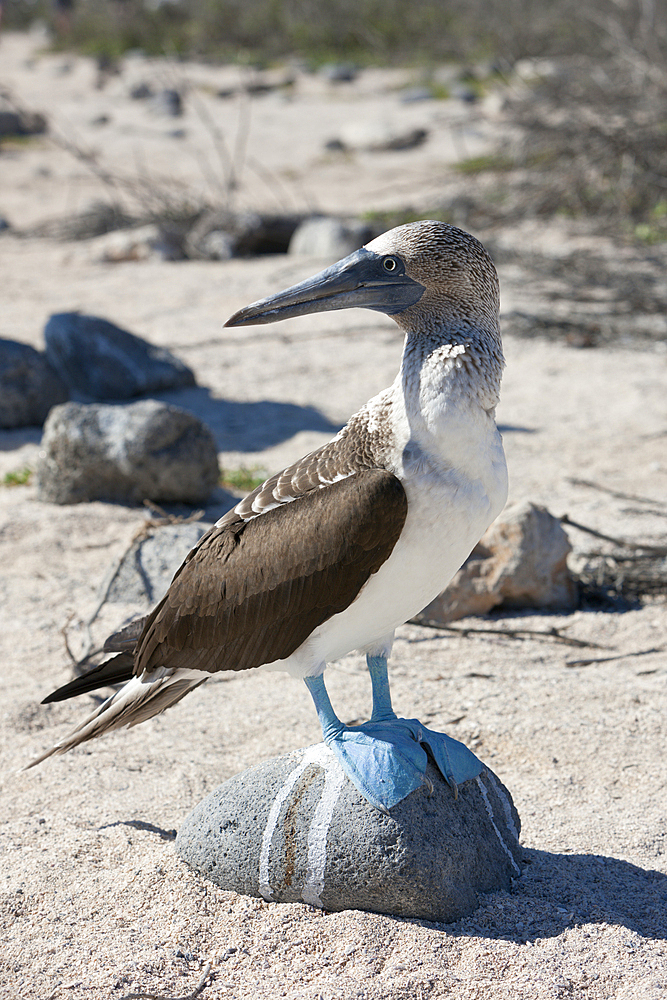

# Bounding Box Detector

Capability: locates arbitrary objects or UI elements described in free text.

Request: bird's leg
[304,670,428,813]
[303,674,345,742]
[366,654,397,723]
[304,664,485,813]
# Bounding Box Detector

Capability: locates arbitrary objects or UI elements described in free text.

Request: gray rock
[0,108,47,138]
[288,216,373,260]
[36,399,219,505]
[177,745,522,922]
[103,522,212,605]
[150,88,182,116]
[0,339,69,428]
[320,63,358,83]
[199,230,235,261]
[44,313,196,400]
[417,500,577,624]
[129,82,153,100]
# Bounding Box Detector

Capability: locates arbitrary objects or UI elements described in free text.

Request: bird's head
[224,220,499,338]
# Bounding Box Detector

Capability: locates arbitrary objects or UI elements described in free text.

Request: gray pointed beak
[225,247,425,327]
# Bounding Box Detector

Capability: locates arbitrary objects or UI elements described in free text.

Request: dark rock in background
[150,88,182,117]
[0,108,47,138]
[103,522,212,605]
[186,210,302,259]
[44,313,196,400]
[177,746,522,923]
[129,82,153,100]
[36,399,219,505]
[0,339,69,428]
[320,64,358,83]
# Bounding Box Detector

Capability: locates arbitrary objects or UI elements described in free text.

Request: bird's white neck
[375,324,506,495]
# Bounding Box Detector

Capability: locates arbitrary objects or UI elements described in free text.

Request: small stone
[150,89,182,117]
[44,313,196,400]
[36,399,219,505]
[0,339,69,429]
[103,522,212,605]
[288,217,373,260]
[0,108,47,138]
[337,121,428,153]
[176,746,522,923]
[417,500,576,624]
[129,82,153,100]
[199,230,235,261]
[89,224,163,263]
[320,63,358,83]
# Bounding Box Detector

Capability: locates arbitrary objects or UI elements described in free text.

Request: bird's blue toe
[324,718,483,812]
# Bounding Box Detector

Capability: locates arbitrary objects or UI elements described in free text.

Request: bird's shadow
[154,385,341,453]
[444,847,667,942]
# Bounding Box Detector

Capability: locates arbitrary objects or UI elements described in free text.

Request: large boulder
[177,745,522,923]
[44,313,196,401]
[36,399,219,505]
[0,339,69,428]
[417,500,577,624]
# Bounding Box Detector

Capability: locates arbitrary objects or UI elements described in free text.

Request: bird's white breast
[265,387,508,678]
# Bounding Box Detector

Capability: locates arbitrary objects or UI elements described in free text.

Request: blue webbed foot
[304,662,484,813]
[324,719,429,812]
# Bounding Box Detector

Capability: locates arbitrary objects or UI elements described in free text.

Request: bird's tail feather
[24,667,207,770]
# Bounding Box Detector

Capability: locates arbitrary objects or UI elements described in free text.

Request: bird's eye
[382,256,398,272]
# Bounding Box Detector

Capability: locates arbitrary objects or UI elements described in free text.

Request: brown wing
[133,469,407,676]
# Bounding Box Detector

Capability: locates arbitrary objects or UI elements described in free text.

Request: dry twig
[567,477,667,508]
[561,514,667,556]
[565,647,664,668]
[121,962,216,1000]
[413,619,609,649]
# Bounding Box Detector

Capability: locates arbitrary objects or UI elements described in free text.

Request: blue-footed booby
[29,220,508,813]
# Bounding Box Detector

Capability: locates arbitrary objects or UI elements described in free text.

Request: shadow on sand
[154,386,341,453]
[0,390,340,457]
[447,847,667,942]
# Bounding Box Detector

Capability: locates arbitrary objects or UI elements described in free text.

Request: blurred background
[2,0,667,249]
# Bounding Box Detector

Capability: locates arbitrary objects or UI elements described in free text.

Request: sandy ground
[1,31,667,1000]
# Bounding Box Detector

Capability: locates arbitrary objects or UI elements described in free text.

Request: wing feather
[134,469,407,676]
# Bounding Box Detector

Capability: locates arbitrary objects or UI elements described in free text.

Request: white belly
[263,445,508,678]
